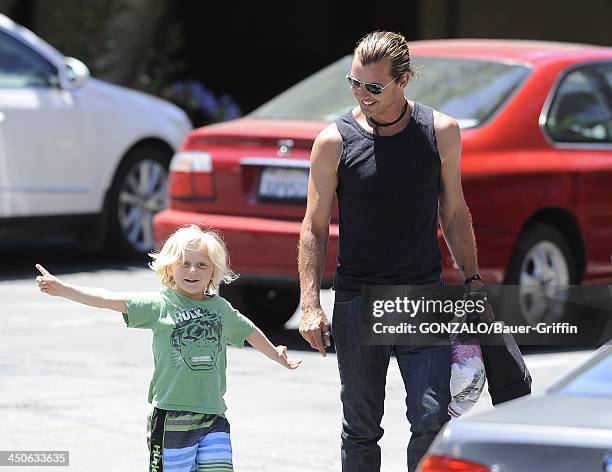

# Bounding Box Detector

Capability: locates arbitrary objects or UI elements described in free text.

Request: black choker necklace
[367,100,408,127]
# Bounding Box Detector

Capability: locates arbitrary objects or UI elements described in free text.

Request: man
[297,31,486,472]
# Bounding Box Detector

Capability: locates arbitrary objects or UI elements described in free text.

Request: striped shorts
[148,408,233,472]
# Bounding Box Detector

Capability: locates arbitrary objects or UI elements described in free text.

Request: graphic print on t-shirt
[169,307,223,372]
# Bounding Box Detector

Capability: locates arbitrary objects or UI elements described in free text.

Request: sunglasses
[345,73,399,95]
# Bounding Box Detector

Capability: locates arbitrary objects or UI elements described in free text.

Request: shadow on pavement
[249,328,337,355]
[0,248,145,282]
[520,344,599,355]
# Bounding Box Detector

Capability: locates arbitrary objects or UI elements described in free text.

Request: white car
[0,13,192,255]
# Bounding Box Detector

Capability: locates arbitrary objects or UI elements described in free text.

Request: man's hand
[465,281,495,322]
[275,345,302,370]
[465,279,485,292]
[35,264,66,297]
[480,300,495,322]
[299,306,331,356]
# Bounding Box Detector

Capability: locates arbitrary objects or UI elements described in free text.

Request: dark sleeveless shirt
[333,101,443,292]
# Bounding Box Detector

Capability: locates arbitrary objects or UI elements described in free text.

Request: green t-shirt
[122,289,255,414]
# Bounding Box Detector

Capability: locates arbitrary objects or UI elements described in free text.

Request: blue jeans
[332,285,451,472]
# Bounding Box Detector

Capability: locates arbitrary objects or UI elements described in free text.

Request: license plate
[258,167,309,201]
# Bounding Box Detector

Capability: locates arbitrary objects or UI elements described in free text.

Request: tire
[107,144,171,257]
[219,284,300,330]
[504,222,578,325]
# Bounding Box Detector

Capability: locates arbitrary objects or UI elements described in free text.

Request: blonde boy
[36,225,301,472]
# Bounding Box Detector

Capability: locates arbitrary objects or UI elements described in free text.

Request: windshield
[555,350,612,398]
[251,55,531,129]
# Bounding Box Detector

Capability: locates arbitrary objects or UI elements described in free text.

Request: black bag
[477,322,532,405]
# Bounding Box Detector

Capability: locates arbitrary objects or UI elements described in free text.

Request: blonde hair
[149,225,237,293]
[355,31,416,80]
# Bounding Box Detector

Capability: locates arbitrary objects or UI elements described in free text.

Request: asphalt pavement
[0,259,595,471]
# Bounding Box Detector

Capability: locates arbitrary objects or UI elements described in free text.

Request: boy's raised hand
[35,264,65,296]
[275,345,302,370]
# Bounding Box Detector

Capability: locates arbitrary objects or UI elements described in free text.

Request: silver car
[418,343,612,472]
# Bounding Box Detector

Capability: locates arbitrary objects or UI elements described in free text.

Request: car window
[545,68,612,143]
[251,55,530,129]
[555,351,612,397]
[597,63,612,93]
[251,55,355,122]
[407,57,529,128]
[0,30,57,88]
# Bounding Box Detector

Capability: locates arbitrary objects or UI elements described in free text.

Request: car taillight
[418,454,490,472]
[168,151,215,199]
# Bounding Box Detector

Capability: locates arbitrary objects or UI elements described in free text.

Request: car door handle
[0,112,5,123]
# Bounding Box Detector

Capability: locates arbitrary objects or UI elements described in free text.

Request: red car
[154,40,612,327]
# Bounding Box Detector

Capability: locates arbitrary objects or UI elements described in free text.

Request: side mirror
[59,57,90,91]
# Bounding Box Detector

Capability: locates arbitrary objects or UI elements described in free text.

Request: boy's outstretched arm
[35,264,127,313]
[246,327,302,370]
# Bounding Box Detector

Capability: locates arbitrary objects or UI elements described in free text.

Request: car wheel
[219,284,300,329]
[107,144,171,257]
[505,223,578,325]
